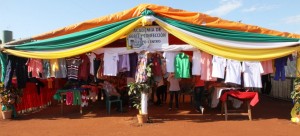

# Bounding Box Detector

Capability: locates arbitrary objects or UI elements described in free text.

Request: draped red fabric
[220,90,259,106]
[13,78,67,112]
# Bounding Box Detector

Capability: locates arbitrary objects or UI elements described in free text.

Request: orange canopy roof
[32,4,300,40]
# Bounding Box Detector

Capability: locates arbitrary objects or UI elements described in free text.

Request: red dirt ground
[1,94,299,136]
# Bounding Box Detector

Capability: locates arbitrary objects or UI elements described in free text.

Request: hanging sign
[126,26,169,50]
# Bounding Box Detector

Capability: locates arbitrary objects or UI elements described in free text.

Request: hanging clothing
[66,56,81,80]
[128,53,138,77]
[152,54,162,76]
[242,61,264,88]
[66,92,73,105]
[78,54,90,81]
[56,58,67,78]
[261,60,274,75]
[118,54,130,72]
[42,60,51,79]
[4,55,28,89]
[87,53,96,75]
[225,59,242,85]
[27,58,43,78]
[135,51,149,83]
[285,55,296,77]
[174,52,190,78]
[163,51,179,73]
[200,52,216,81]
[274,56,288,81]
[103,52,119,76]
[192,50,201,76]
[212,56,227,79]
[50,59,59,77]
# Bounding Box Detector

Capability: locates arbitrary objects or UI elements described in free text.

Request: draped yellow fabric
[4,18,143,59]
[32,4,300,40]
[155,20,300,61]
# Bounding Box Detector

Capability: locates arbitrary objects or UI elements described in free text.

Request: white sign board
[126,26,169,50]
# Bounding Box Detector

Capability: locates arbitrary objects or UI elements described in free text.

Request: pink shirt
[261,60,274,75]
[200,52,217,81]
[27,59,43,78]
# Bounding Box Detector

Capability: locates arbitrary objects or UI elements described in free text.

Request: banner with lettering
[126,26,169,49]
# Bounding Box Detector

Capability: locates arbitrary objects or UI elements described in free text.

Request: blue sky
[1,0,300,40]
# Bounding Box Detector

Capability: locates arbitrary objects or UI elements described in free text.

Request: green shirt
[175,53,190,78]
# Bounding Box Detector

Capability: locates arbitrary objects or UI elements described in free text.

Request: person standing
[193,75,205,114]
[167,73,180,111]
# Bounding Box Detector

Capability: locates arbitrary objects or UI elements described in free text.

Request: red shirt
[194,76,205,87]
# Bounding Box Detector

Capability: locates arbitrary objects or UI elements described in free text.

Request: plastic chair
[179,79,194,105]
[103,89,123,115]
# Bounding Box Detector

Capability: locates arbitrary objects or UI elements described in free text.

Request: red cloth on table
[220,90,259,106]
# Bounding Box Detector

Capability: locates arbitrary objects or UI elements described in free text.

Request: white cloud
[205,0,242,16]
[242,5,279,12]
[284,15,300,24]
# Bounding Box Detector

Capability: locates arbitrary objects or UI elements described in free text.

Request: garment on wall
[4,55,28,89]
[225,59,242,85]
[27,58,43,78]
[118,54,130,72]
[242,61,264,88]
[274,56,288,81]
[212,55,227,79]
[285,55,296,77]
[128,53,138,78]
[261,60,273,75]
[66,56,81,80]
[152,54,162,76]
[103,52,119,76]
[192,50,201,76]
[87,53,96,75]
[135,51,149,83]
[56,58,67,78]
[78,54,90,81]
[200,52,216,81]
[163,51,179,73]
[50,59,59,77]
[174,52,190,78]
[42,60,51,79]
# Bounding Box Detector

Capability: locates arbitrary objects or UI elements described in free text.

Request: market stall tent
[1,3,300,67]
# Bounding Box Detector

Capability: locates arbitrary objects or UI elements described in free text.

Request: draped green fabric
[0,52,7,82]
[6,17,141,51]
[155,15,299,42]
[141,9,156,15]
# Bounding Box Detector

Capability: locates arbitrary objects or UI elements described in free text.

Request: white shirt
[87,53,96,75]
[225,59,242,85]
[212,56,227,79]
[163,51,179,72]
[104,52,119,76]
[192,50,201,75]
[242,61,264,88]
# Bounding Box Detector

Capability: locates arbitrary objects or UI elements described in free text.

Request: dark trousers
[194,86,204,110]
[93,59,101,82]
[261,74,272,94]
[4,55,28,89]
[169,91,179,109]
[156,85,167,105]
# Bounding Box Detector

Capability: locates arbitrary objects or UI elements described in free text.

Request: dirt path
[1,95,299,136]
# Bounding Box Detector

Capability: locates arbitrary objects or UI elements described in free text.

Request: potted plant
[291,77,300,123]
[0,83,21,119]
[128,63,154,124]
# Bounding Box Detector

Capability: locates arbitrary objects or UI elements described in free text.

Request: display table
[54,88,85,114]
[220,90,259,121]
